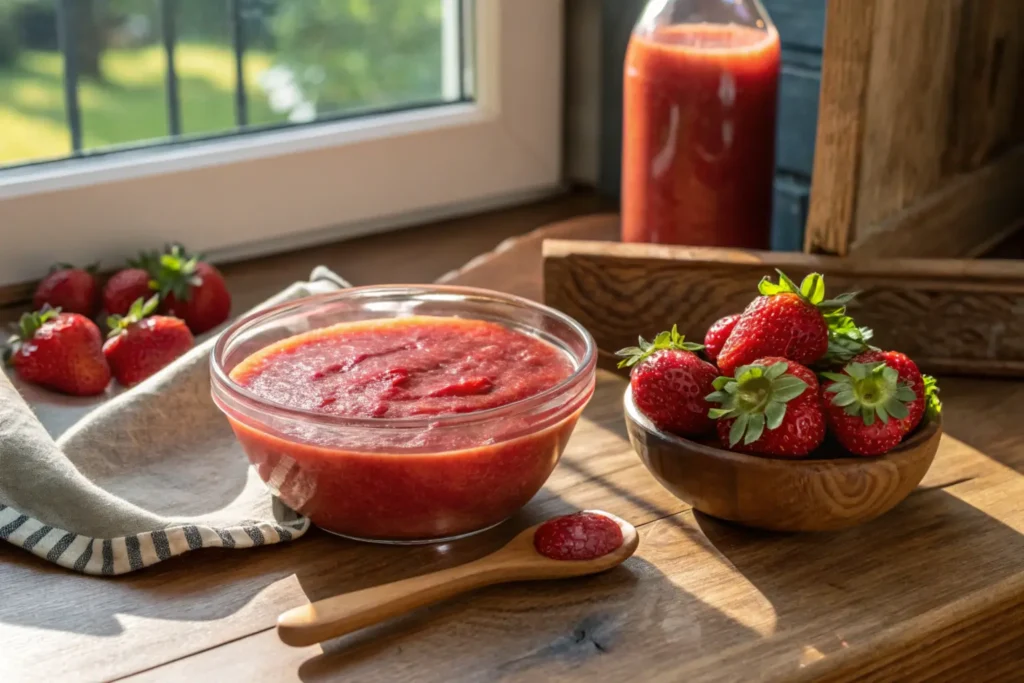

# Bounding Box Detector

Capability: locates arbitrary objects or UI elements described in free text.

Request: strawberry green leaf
[923,375,942,420]
[770,376,809,402]
[107,295,160,339]
[708,407,733,420]
[800,273,825,304]
[896,385,917,402]
[819,292,859,310]
[775,270,802,295]
[615,325,704,369]
[833,391,857,407]
[712,376,732,391]
[765,361,789,380]
[706,391,732,404]
[744,413,766,445]
[729,414,750,447]
[827,360,917,426]
[757,277,786,296]
[885,397,909,419]
[765,401,786,429]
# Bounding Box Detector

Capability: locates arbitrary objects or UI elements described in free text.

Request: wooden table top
[3,202,1023,682]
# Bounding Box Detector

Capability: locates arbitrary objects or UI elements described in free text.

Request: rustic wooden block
[543,238,1024,377]
[805,0,1024,257]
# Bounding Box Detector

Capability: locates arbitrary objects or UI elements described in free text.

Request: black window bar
[230,0,249,127]
[161,0,181,136]
[55,0,82,153]
[53,0,252,154]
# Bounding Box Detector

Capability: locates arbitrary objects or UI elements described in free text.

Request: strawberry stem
[706,361,809,447]
[616,324,704,369]
[822,361,915,426]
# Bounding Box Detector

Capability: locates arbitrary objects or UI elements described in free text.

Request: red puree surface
[226,316,584,541]
[534,512,624,561]
[622,24,780,248]
[233,316,573,420]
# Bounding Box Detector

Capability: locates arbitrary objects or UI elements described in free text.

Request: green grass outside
[0,44,285,167]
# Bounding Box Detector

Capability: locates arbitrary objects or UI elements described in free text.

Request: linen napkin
[0,267,351,575]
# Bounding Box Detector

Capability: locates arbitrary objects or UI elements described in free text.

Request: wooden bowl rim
[623,385,942,471]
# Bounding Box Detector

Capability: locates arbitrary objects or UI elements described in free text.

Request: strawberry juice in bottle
[622,0,780,248]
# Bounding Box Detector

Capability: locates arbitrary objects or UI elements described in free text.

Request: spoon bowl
[278,511,638,647]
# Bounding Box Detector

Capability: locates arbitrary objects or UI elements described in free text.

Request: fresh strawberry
[850,350,931,434]
[819,360,920,456]
[33,263,100,317]
[103,268,155,316]
[5,307,110,396]
[103,296,194,387]
[704,314,740,362]
[707,357,825,457]
[716,271,859,376]
[153,246,231,334]
[617,325,719,436]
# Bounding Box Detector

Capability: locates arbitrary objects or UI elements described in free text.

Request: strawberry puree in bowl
[211,286,596,544]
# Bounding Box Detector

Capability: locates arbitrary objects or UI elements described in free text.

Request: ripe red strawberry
[5,308,110,396]
[103,296,194,387]
[707,357,825,457]
[153,246,231,334]
[850,349,934,434]
[33,264,100,317]
[617,325,719,436]
[819,360,921,456]
[103,268,155,317]
[704,314,739,362]
[716,271,859,376]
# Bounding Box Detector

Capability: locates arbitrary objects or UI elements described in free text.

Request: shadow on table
[294,552,760,683]
[692,486,1024,677]
[0,537,304,638]
[938,377,1024,476]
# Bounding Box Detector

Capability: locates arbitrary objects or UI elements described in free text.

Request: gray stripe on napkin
[101,540,114,575]
[275,526,292,542]
[152,530,171,560]
[126,536,144,571]
[73,542,93,572]
[47,532,77,562]
[183,526,203,550]
[0,515,28,539]
[22,524,52,551]
[244,526,265,546]
[217,529,236,548]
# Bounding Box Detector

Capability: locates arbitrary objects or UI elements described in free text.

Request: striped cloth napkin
[0,267,350,575]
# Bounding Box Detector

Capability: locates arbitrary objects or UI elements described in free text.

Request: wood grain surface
[804,0,1024,258]
[624,387,943,532]
[803,0,876,256]
[543,233,1024,377]
[3,204,1024,682]
[277,515,639,647]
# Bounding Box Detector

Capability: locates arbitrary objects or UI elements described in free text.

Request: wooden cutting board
[2,208,1023,682]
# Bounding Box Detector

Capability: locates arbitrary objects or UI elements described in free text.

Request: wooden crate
[805,0,1024,258]
[543,239,1024,378]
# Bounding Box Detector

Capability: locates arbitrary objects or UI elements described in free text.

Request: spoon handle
[277,557,510,647]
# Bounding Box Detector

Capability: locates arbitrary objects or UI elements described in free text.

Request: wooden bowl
[623,387,942,532]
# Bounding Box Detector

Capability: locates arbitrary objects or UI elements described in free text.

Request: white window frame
[0,0,563,287]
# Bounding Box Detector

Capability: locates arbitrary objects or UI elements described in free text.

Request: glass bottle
[621,0,780,249]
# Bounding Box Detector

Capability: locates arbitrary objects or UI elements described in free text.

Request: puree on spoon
[223,315,586,542]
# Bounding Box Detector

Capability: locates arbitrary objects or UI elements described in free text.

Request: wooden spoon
[277,511,639,647]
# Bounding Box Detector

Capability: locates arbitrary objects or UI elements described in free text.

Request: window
[0,0,562,287]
